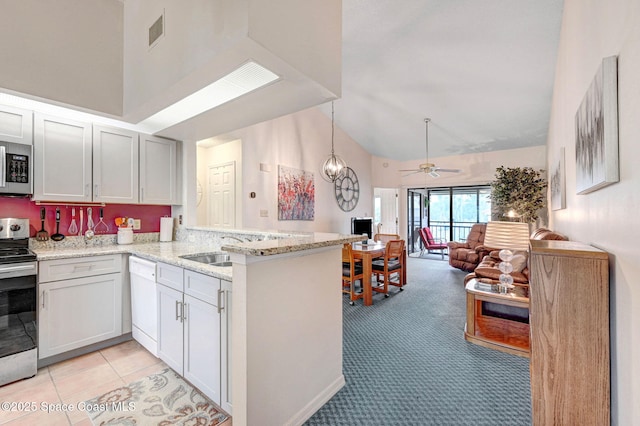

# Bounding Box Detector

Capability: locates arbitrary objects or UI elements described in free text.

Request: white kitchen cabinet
[156,266,222,404]
[157,282,184,372]
[33,113,92,202]
[38,272,122,359]
[140,135,178,205]
[0,105,33,145]
[220,279,232,414]
[122,255,132,334]
[93,125,139,204]
[184,293,221,403]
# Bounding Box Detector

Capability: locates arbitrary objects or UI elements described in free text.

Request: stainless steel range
[0,218,37,386]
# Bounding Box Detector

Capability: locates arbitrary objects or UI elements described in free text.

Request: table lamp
[483,221,531,293]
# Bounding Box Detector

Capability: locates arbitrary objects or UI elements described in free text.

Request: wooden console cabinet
[529,240,610,426]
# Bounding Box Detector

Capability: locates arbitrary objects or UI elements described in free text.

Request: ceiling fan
[399,118,461,178]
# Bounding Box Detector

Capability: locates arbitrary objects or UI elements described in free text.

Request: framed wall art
[278,165,315,220]
[550,147,566,210]
[575,55,619,194]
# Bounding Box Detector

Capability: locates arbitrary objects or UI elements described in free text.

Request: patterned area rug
[85,368,229,425]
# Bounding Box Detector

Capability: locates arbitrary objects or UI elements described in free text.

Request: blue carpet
[305,256,531,426]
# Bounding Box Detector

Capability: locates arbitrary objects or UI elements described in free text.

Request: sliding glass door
[408,185,491,252]
[406,190,424,254]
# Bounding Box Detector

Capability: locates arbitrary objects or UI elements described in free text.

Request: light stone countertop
[220,232,364,256]
[32,232,363,280]
[33,241,234,280]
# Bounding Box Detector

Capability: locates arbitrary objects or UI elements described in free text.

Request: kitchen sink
[180,252,231,266]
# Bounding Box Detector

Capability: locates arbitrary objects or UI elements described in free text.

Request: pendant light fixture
[320,101,346,183]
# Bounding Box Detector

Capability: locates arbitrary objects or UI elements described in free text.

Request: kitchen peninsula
[32,228,362,426]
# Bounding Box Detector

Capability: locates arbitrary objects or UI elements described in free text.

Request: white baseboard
[285,374,346,426]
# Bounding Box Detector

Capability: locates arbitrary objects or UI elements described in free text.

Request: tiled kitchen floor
[0,340,169,425]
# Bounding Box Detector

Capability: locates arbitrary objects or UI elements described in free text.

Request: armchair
[447,223,492,272]
[463,227,569,285]
[418,227,448,259]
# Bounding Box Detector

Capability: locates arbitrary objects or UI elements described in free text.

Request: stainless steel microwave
[0,141,32,196]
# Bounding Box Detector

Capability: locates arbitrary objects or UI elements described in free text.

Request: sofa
[447,224,491,272]
[464,227,568,285]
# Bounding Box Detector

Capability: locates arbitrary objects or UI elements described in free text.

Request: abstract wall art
[278,165,315,220]
[575,55,619,194]
[550,147,566,210]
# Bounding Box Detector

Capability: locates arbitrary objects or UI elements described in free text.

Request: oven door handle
[0,145,6,188]
[0,264,37,274]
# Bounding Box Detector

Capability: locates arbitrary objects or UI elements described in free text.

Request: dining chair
[419,227,448,259]
[373,233,401,244]
[342,243,364,305]
[371,239,405,295]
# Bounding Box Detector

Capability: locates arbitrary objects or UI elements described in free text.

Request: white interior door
[374,188,399,234]
[208,162,235,228]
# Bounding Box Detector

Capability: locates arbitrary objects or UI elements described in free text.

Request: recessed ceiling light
[138,61,280,133]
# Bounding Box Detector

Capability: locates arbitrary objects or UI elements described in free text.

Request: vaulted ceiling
[324,0,565,161]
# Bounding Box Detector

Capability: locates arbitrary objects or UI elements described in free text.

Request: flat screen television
[351,217,373,240]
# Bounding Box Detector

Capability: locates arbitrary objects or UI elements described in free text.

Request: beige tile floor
[0,340,168,425]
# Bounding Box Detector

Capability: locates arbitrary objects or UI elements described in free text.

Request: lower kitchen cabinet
[184,293,221,404]
[38,255,124,360]
[39,273,122,359]
[157,283,185,372]
[220,279,232,414]
[156,266,226,407]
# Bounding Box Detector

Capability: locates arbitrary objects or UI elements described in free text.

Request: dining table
[351,241,407,306]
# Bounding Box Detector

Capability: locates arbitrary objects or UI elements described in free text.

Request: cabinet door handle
[95,184,99,198]
[73,265,93,272]
[85,183,90,197]
[175,300,181,321]
[0,146,6,187]
[41,290,46,309]
[217,289,224,314]
[140,187,144,202]
[182,302,187,321]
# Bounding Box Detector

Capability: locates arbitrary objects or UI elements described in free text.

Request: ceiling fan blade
[428,170,440,178]
[435,168,462,173]
[398,169,421,172]
[401,170,423,177]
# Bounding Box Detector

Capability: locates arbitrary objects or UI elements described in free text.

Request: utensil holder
[117,227,134,245]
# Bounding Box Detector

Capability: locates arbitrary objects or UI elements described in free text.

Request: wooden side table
[464,279,530,357]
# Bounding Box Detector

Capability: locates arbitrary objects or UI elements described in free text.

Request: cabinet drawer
[39,255,122,283]
[185,270,220,306]
[157,262,183,291]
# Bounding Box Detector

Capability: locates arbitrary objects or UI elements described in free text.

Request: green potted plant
[490,166,547,223]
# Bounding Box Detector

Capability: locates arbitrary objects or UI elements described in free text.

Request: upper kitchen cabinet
[33,113,92,202]
[0,105,33,145]
[139,135,179,205]
[93,125,139,204]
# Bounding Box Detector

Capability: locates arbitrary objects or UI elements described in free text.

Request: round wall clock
[334,167,360,212]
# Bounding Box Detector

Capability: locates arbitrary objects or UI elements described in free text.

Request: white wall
[123,0,249,119]
[0,0,123,115]
[547,1,640,424]
[195,110,548,239]
[123,0,342,141]
[204,106,373,234]
[371,145,546,189]
[371,146,547,240]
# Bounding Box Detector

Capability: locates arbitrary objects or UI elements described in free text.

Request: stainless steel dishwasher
[129,256,158,356]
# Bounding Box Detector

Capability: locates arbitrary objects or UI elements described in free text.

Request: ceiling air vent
[148,12,164,49]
